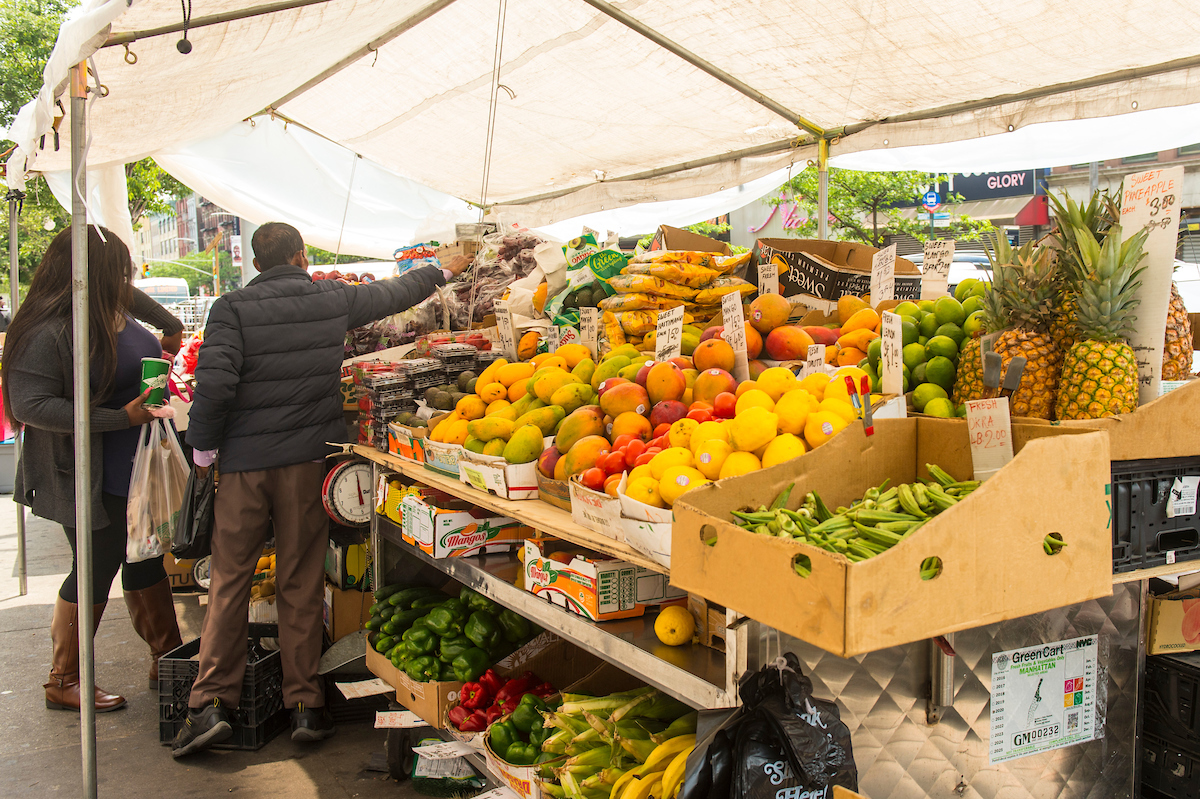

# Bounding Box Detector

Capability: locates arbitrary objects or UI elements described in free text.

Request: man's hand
[160,331,184,354]
[442,255,472,277]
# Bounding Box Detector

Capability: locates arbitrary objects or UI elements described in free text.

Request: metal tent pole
[817,138,829,240]
[7,195,28,596]
[69,60,98,799]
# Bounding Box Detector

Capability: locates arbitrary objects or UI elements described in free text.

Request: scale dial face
[323,460,373,526]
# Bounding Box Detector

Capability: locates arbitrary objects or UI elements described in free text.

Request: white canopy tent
[7,3,1200,796]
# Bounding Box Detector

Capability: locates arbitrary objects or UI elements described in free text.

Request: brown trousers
[189,461,328,710]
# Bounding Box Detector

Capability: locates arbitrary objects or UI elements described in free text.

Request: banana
[660,747,693,799]
[625,774,664,799]
[611,770,639,799]
[642,735,696,772]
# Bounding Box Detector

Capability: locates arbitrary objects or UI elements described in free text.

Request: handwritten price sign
[881,311,904,396]
[921,239,954,300]
[580,307,599,358]
[870,244,897,303]
[965,397,1014,481]
[803,344,826,378]
[720,291,750,381]
[493,299,518,361]
[655,306,686,362]
[757,259,780,295]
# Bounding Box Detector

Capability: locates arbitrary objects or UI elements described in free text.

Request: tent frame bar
[269,0,462,110]
[103,0,336,47]
[7,193,27,596]
[577,0,828,139]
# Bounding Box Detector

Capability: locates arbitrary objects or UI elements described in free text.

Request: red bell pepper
[494,672,538,708]
[448,705,472,730]
[485,704,504,725]
[459,709,488,732]
[531,681,556,699]
[479,669,504,696]
[461,681,492,710]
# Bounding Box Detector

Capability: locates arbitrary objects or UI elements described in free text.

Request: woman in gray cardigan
[2,226,187,713]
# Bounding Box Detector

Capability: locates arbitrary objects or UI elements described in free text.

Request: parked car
[134,277,191,306]
[905,251,992,294]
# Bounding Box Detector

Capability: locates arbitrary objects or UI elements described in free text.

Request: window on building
[1179,143,1200,156]
[1122,152,1159,164]
[1070,163,1091,169]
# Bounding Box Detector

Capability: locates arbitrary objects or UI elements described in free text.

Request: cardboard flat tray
[671,417,1114,657]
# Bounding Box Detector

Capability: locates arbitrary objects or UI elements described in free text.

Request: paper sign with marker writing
[720,291,750,382]
[881,311,904,396]
[804,344,826,378]
[472,789,520,799]
[655,306,686,362]
[757,259,780,295]
[336,678,395,700]
[870,244,897,303]
[493,299,518,361]
[547,324,560,352]
[921,239,954,300]
[580,307,599,358]
[1121,166,1184,404]
[413,741,477,760]
[374,710,425,729]
[965,397,1014,481]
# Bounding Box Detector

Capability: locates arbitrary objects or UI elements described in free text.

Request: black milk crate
[1142,731,1200,799]
[1111,457,1200,573]
[159,623,288,750]
[1146,652,1200,752]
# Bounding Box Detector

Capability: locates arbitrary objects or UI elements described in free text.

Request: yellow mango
[532,369,580,404]
[477,357,508,388]
[550,382,596,415]
[590,355,630,391]
[467,417,516,442]
[503,424,545,464]
[497,362,536,387]
[513,406,566,437]
[483,438,507,457]
[571,358,596,386]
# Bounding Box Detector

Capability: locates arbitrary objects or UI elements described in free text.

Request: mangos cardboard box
[672,417,1113,657]
[755,238,921,306]
[459,450,541,500]
[401,490,532,557]
[521,538,684,621]
[1148,585,1200,654]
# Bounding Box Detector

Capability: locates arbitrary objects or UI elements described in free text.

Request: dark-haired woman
[3,226,186,712]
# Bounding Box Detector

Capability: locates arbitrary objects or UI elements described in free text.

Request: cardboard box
[1043,379,1200,461]
[671,418,1113,657]
[687,594,729,652]
[648,225,731,256]
[164,555,197,591]
[616,473,673,569]
[423,440,464,477]
[435,240,483,262]
[365,645,461,729]
[326,539,369,590]
[459,451,540,500]
[755,238,921,306]
[522,538,684,621]
[569,476,623,536]
[536,471,572,511]
[388,421,429,463]
[1148,586,1200,654]
[323,581,372,643]
[401,491,531,557]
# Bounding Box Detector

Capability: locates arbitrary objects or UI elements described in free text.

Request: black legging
[59,492,167,605]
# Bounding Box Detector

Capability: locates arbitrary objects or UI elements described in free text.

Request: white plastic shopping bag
[126,418,189,563]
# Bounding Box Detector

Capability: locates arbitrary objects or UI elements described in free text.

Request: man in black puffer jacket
[174,223,469,757]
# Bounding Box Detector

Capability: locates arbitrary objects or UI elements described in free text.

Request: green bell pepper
[464,611,501,653]
[425,602,467,638]
[438,660,456,681]
[511,694,546,734]
[505,741,539,766]
[497,608,531,643]
[528,718,550,749]
[450,646,490,682]
[489,719,519,760]
[460,586,500,615]
[403,655,440,683]
[401,622,437,656]
[438,634,474,663]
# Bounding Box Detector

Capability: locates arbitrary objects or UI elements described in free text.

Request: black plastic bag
[681,653,857,799]
[172,465,215,559]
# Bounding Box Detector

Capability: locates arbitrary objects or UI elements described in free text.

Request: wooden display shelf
[354,445,667,574]
[1112,561,1200,585]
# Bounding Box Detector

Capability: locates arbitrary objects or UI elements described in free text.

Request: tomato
[611,434,636,452]
[652,423,672,439]
[624,439,646,468]
[686,407,713,424]
[599,451,627,476]
[603,473,623,498]
[713,391,737,419]
[581,468,607,492]
[633,451,657,467]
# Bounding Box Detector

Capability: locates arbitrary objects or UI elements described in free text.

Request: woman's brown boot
[124,577,184,690]
[44,597,127,712]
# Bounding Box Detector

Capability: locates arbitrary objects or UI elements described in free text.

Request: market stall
[7,2,1200,798]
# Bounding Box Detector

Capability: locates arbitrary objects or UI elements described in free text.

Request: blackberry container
[402,358,445,392]
[475,350,505,372]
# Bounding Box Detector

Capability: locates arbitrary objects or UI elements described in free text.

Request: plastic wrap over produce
[445,230,544,328]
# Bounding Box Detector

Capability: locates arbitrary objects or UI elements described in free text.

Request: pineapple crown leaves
[1001,243,1060,333]
[1072,223,1150,343]
[1047,190,1119,287]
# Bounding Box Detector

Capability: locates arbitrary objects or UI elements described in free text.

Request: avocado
[432,391,454,410]
[466,377,478,394]
[396,412,416,426]
[450,392,467,406]
[423,386,440,405]
[457,371,477,392]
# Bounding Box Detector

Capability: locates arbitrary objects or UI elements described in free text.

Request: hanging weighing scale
[322,445,374,527]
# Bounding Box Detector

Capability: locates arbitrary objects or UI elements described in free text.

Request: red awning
[1014,195,1050,226]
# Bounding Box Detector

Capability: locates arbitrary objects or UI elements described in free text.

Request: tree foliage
[145,251,240,295]
[770,166,994,247]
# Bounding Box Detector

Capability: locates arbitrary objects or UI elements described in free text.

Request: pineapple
[1054,222,1149,420]
[1162,282,1192,380]
[1047,192,1112,356]
[953,232,1012,406]
[992,244,1062,419]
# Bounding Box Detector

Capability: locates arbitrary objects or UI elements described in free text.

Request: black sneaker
[290,702,335,742]
[171,699,233,758]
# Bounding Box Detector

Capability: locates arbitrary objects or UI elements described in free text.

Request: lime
[923,398,956,418]
[971,281,988,298]
[962,295,983,317]
[867,337,882,368]
[955,403,968,417]
[912,382,949,412]
[901,320,919,347]
[954,279,978,302]
[962,309,985,337]
[925,355,956,391]
[912,362,927,385]
[926,335,959,361]
[870,372,882,393]
[902,343,926,372]
[919,312,940,338]
[857,357,870,371]
[918,335,928,346]
[902,364,911,394]
[894,301,921,318]
[934,296,967,327]
[935,323,966,348]
[918,299,937,313]
[899,314,920,331]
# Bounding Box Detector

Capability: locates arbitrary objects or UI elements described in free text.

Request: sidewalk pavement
[0,493,425,798]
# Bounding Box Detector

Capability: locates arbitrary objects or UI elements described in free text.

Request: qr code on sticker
[1066,711,1079,733]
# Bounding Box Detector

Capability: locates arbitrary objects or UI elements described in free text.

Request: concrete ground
[0,494,432,798]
